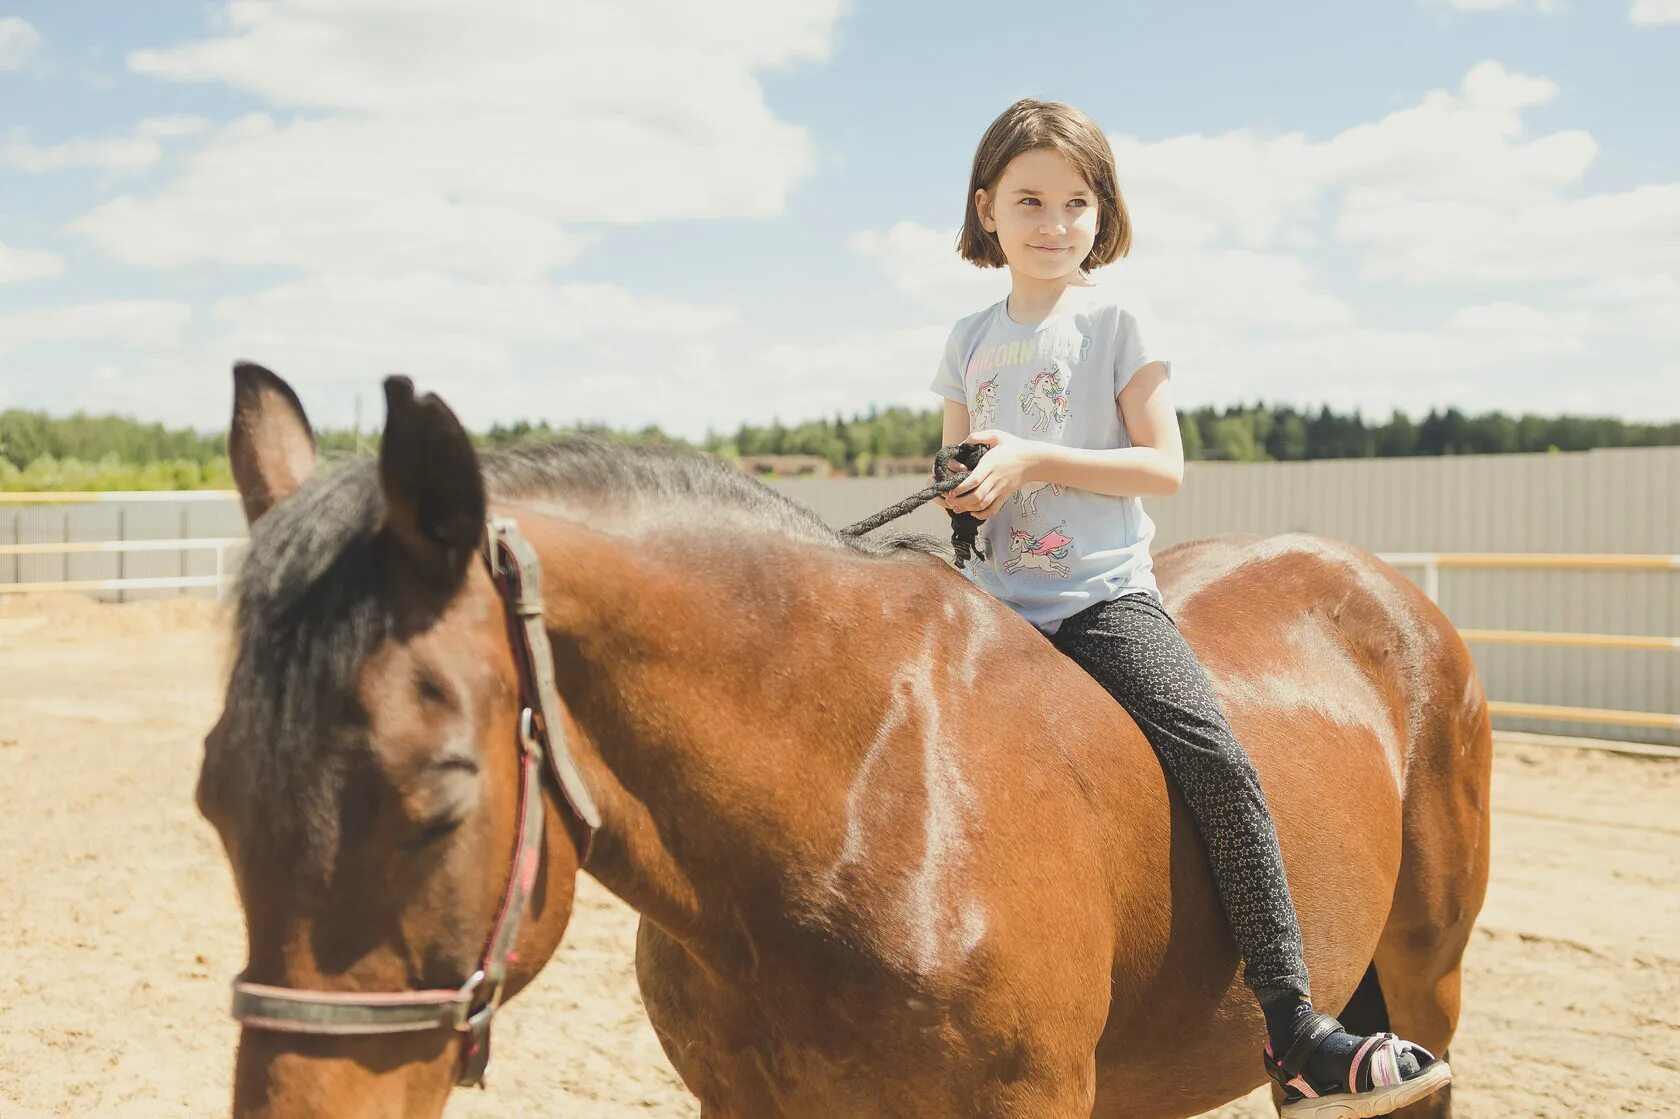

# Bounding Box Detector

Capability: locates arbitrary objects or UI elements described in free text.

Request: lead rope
[839,443,989,568]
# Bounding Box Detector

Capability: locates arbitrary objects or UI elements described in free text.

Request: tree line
[2,403,1675,490]
[699,404,1679,470]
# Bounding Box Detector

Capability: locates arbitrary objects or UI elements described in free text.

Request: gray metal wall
[3,445,1675,743]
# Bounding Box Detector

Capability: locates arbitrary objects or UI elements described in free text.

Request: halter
[228,517,602,1088]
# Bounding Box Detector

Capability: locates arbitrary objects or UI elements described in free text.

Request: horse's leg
[1362,662,1494,1118]
[968,1054,1098,1119]
[636,920,786,1117]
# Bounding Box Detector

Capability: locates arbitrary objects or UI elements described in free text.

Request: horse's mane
[479,437,938,558]
[218,436,940,857]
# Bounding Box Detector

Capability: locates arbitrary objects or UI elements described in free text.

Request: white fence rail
[0,537,245,597]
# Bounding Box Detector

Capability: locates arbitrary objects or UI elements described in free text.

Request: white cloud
[1102,60,1680,343]
[21,275,741,434]
[1629,0,1680,23]
[14,0,852,432]
[0,17,39,70]
[1569,274,1680,345]
[0,241,64,282]
[69,0,839,281]
[5,115,209,173]
[0,300,192,359]
[1109,63,1600,258]
[209,273,737,391]
[1426,0,1564,11]
[850,224,1004,316]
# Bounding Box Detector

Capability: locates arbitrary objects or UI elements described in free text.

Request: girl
[932,99,1450,1118]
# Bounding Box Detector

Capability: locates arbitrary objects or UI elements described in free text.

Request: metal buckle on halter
[484,517,512,579]
[457,968,508,1034]
[518,706,543,762]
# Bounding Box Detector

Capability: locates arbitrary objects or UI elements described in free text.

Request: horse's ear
[378,376,486,585]
[229,361,317,525]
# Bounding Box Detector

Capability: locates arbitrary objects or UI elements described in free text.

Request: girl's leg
[1050,593,1447,1115]
[1050,592,1310,1003]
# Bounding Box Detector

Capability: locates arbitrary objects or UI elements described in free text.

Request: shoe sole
[1278,1061,1452,1119]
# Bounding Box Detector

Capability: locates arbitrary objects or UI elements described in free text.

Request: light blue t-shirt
[930,280,1171,635]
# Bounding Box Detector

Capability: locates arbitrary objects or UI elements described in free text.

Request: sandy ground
[2,594,1676,1118]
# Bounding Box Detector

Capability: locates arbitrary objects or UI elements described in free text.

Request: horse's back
[1156,532,1477,793]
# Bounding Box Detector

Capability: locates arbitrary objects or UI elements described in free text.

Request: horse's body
[204,367,1490,1118]
[533,511,1489,1119]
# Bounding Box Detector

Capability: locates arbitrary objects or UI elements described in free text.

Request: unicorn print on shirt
[970,373,1000,430]
[1013,479,1064,515]
[1003,526,1074,579]
[1020,362,1070,434]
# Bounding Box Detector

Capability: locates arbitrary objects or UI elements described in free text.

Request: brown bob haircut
[959,99,1131,271]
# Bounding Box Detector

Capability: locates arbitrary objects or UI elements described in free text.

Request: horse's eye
[402,816,461,851]
[415,671,449,706]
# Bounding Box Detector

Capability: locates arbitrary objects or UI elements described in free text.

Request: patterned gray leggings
[1050,591,1312,1004]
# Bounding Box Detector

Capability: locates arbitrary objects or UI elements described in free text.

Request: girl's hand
[946,430,1039,520]
[932,461,968,511]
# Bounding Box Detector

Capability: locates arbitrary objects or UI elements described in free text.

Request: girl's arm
[933,399,972,510]
[942,397,972,446]
[1031,361,1182,497]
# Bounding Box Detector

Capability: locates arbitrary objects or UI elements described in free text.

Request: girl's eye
[1019,197,1039,206]
[1069,199,1088,208]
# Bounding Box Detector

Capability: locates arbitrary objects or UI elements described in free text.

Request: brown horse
[199,364,1491,1118]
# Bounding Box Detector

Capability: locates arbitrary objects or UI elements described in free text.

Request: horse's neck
[520,509,882,959]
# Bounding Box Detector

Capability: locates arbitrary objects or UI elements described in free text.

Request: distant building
[736,454,835,478]
[863,455,933,477]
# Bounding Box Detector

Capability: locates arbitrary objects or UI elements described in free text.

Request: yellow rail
[0,575,221,595]
[0,537,245,557]
[1459,628,1680,651]
[0,491,237,504]
[1424,554,1673,571]
[1487,701,1680,731]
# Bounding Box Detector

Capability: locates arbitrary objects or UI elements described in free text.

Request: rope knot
[934,443,988,569]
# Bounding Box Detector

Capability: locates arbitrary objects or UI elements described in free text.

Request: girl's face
[976,146,1101,281]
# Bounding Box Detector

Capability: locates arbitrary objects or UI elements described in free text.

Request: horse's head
[198,364,586,1117]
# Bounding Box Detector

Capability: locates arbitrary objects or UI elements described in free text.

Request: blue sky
[1,0,1676,438]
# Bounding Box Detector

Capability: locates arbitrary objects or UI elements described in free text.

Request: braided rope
[840,443,990,569]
